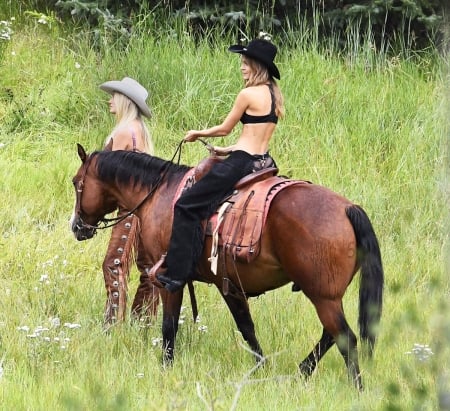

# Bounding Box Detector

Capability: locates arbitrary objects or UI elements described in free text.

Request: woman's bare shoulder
[237,86,260,101]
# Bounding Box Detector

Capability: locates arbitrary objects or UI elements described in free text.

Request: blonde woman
[99,77,158,323]
[152,39,284,292]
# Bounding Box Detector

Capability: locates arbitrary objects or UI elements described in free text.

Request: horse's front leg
[131,272,160,324]
[220,282,264,363]
[131,239,160,324]
[160,288,184,365]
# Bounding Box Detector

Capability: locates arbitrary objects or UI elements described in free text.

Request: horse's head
[70,143,117,241]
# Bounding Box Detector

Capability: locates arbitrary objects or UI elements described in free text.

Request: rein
[77,141,185,231]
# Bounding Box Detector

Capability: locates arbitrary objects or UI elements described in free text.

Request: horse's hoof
[299,361,315,377]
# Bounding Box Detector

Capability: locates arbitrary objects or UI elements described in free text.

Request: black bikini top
[240,83,278,125]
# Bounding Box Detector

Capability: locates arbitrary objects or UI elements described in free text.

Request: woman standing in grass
[152,38,284,292]
[99,77,158,324]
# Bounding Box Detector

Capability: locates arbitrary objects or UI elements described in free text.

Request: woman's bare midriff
[233,123,276,155]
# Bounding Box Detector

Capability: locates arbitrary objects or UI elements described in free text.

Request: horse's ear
[77,143,87,163]
[104,138,113,152]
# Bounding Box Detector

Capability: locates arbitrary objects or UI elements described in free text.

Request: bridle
[74,141,185,232]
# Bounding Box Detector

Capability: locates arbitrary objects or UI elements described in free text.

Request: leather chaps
[102,209,159,324]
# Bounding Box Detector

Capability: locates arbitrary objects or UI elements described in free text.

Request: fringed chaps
[102,210,158,324]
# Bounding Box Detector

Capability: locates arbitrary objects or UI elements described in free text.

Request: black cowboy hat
[228,39,280,80]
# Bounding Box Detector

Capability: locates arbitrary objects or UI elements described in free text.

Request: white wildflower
[151,337,162,347]
[405,343,434,362]
[136,373,145,378]
[50,317,61,328]
[75,62,81,69]
[38,15,48,24]
[198,325,208,333]
[258,31,272,41]
[17,325,30,332]
[64,323,81,329]
[34,326,49,334]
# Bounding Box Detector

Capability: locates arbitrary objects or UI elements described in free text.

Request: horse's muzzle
[71,215,97,241]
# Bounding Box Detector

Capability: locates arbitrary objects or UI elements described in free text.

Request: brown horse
[70,144,384,390]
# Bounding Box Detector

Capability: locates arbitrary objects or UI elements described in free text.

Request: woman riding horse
[151,38,284,293]
[98,77,158,324]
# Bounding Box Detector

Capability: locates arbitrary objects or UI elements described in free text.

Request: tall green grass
[0,11,448,410]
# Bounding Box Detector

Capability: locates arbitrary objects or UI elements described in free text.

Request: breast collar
[240,83,278,125]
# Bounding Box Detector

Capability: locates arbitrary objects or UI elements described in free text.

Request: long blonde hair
[243,56,284,118]
[106,93,154,154]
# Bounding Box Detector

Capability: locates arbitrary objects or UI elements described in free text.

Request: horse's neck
[113,185,146,212]
[115,170,187,218]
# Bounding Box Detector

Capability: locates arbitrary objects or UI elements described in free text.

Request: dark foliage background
[3,1,447,50]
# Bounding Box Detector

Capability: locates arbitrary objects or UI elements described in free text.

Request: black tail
[346,205,384,356]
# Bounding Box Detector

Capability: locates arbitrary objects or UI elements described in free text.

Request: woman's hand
[212,146,233,156]
[184,130,200,143]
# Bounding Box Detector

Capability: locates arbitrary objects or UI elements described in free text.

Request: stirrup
[148,253,167,289]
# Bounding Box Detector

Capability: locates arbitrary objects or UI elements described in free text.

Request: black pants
[165,150,256,281]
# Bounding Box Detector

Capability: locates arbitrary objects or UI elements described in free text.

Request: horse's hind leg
[221,286,264,363]
[311,299,363,390]
[299,328,335,377]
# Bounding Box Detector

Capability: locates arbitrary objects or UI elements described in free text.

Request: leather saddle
[173,156,308,269]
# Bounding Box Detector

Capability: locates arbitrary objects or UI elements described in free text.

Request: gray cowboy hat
[99,77,152,118]
[228,39,280,80]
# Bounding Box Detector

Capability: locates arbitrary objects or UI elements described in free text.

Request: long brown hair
[243,56,284,118]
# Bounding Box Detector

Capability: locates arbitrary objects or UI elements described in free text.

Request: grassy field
[0,11,449,411]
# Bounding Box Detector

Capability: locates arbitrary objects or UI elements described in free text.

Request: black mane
[94,150,191,189]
